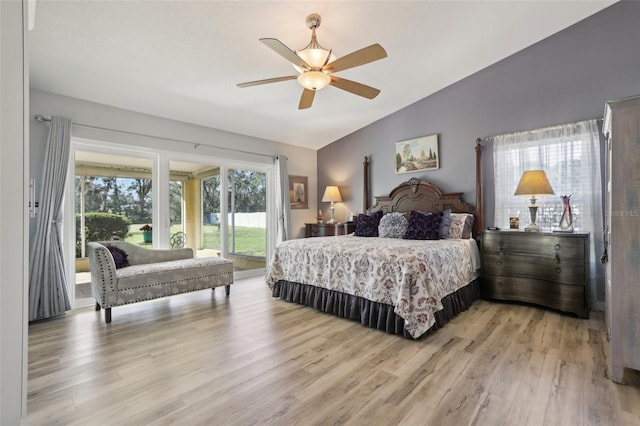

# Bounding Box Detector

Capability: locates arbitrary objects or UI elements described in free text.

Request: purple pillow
[354,211,383,237]
[106,244,129,269]
[404,211,443,240]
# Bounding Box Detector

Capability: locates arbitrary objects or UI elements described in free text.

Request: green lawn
[125,224,266,256]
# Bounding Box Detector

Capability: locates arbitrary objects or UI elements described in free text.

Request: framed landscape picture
[289,175,308,209]
[394,134,439,174]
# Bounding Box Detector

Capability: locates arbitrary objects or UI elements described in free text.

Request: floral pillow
[378,212,408,238]
[354,211,383,237]
[105,244,130,269]
[404,211,442,240]
[448,213,475,239]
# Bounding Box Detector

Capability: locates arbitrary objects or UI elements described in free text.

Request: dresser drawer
[483,275,587,318]
[482,232,586,259]
[482,253,585,285]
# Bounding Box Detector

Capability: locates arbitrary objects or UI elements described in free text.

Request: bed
[266,142,485,339]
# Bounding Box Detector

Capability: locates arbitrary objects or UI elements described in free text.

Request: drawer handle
[496,260,503,266]
[499,249,505,257]
[553,254,560,264]
[555,244,561,250]
[555,267,561,273]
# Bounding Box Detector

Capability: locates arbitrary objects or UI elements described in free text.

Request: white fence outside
[204,212,266,228]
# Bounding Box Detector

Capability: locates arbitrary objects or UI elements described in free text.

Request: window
[491,120,602,233]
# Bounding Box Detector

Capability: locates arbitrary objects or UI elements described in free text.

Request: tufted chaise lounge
[88,241,233,323]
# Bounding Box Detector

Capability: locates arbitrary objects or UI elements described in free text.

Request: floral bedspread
[265,235,480,338]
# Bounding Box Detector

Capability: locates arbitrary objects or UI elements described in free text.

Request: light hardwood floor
[26,277,640,426]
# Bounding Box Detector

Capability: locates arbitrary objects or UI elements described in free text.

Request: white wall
[0,1,28,423]
[30,89,318,240]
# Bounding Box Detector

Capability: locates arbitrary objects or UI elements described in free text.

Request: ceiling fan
[237,13,387,110]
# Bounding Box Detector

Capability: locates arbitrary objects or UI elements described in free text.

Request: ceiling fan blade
[330,76,380,99]
[323,44,387,74]
[237,75,297,88]
[260,38,311,70]
[298,89,315,109]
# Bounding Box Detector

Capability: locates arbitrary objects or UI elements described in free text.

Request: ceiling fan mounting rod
[305,13,321,30]
[299,13,331,65]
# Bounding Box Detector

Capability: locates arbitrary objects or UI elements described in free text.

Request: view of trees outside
[202,175,220,224]
[228,169,266,213]
[169,181,183,226]
[75,176,152,223]
[201,170,267,257]
[202,170,266,220]
[76,169,267,257]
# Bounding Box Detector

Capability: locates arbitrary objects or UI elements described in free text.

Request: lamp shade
[322,186,342,203]
[514,170,555,197]
[297,71,331,91]
[294,48,335,71]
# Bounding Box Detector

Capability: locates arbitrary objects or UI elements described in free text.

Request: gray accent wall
[317,0,640,307]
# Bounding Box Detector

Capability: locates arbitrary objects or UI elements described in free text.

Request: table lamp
[322,185,342,224]
[514,170,554,232]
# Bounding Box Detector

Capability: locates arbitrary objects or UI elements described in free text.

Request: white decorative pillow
[448,213,475,239]
[378,212,408,238]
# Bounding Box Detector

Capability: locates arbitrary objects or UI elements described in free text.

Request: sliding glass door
[169,162,268,272]
[67,142,272,307]
[227,168,267,272]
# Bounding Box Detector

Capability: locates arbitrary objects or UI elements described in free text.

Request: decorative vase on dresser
[480,230,589,319]
[603,94,640,383]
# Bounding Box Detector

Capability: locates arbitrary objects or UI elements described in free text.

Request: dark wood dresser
[305,222,355,238]
[480,230,589,318]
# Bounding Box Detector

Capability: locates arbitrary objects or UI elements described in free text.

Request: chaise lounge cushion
[116,257,234,291]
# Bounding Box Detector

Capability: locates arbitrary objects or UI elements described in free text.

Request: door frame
[64,138,275,306]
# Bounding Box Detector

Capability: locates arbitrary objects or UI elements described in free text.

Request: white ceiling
[29,1,615,150]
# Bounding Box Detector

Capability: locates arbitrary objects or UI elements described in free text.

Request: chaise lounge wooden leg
[105,308,112,324]
[225,285,230,296]
[95,302,101,311]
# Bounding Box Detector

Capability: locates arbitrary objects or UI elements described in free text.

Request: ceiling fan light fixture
[292,14,336,72]
[294,48,333,71]
[237,12,387,109]
[297,71,331,91]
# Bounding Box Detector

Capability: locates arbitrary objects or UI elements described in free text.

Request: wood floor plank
[24,276,640,425]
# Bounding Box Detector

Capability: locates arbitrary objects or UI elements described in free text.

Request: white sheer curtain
[274,155,291,245]
[491,119,603,301]
[491,119,601,233]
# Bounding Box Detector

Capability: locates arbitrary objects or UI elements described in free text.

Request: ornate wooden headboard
[369,178,475,216]
[363,139,484,234]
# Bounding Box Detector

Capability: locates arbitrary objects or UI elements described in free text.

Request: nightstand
[480,230,589,318]
[305,222,355,238]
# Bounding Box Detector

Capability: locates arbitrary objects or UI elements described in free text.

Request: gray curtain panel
[275,155,292,244]
[29,116,72,321]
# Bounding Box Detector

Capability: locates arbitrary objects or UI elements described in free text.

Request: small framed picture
[289,175,308,209]
[509,217,520,230]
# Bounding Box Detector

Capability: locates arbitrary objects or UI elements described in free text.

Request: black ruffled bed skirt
[271,279,480,339]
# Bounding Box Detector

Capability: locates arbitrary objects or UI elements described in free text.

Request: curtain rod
[34,114,276,160]
[482,117,603,141]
